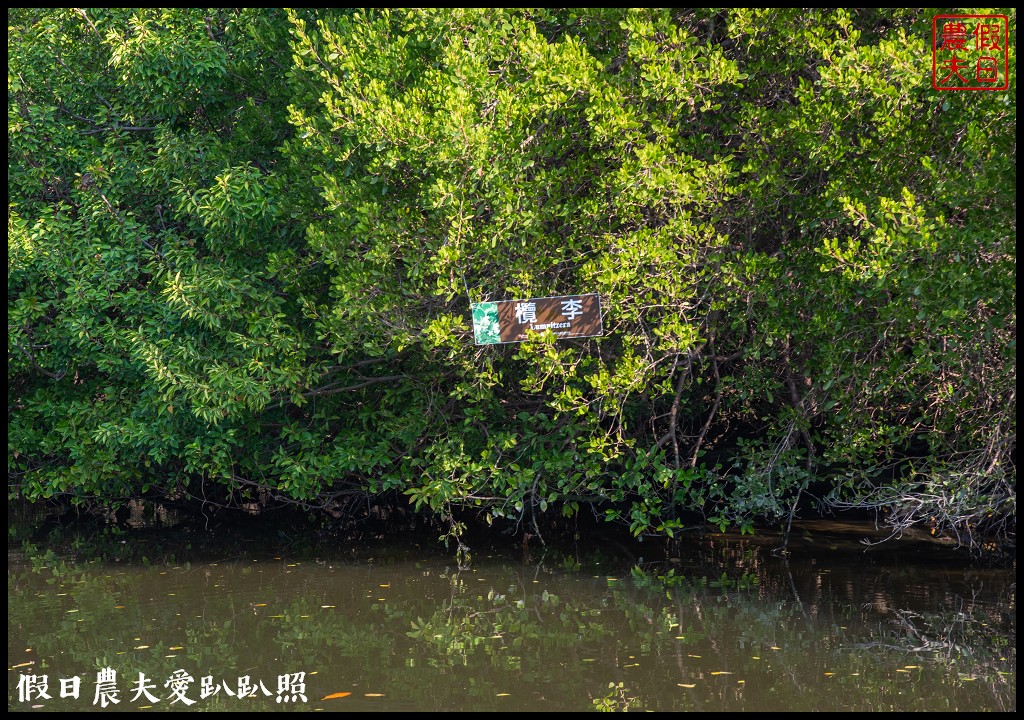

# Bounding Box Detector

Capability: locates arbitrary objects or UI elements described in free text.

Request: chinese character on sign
[933,14,1009,90]
[237,675,273,698]
[514,302,537,324]
[17,674,52,702]
[937,55,970,86]
[976,56,1000,83]
[93,667,120,707]
[201,674,238,699]
[940,21,970,50]
[60,676,82,699]
[974,22,1003,51]
[130,672,161,704]
[560,298,583,320]
[164,669,197,706]
[276,672,308,703]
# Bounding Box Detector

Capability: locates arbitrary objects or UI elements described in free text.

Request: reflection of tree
[8,529,1015,713]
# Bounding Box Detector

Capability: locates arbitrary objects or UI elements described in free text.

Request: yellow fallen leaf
[677,684,697,689]
[169,646,184,651]
[710,671,733,675]
[254,603,267,607]
[379,584,390,588]
[904,665,921,669]
[364,693,385,697]
[496,693,511,697]
[688,654,702,658]
[12,661,34,668]
[134,645,150,650]
[322,692,352,700]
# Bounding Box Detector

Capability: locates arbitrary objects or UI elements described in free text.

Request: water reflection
[7,516,1015,712]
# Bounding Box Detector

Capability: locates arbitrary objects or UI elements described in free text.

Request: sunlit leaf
[677,683,697,689]
[322,692,352,700]
[710,671,733,675]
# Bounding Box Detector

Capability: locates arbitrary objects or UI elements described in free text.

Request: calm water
[7,511,1016,712]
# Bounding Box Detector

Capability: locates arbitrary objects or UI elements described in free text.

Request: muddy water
[7,514,1015,712]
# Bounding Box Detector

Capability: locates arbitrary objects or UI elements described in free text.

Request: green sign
[471,294,603,345]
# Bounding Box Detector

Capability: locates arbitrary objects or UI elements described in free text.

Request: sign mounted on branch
[471,293,603,345]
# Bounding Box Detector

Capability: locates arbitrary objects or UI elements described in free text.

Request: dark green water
[8,511,1015,712]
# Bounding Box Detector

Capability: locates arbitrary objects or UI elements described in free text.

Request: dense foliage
[9,9,1015,553]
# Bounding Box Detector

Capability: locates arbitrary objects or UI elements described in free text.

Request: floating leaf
[134,645,150,650]
[364,693,385,697]
[677,683,696,689]
[496,693,511,697]
[322,692,352,700]
[710,671,733,675]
